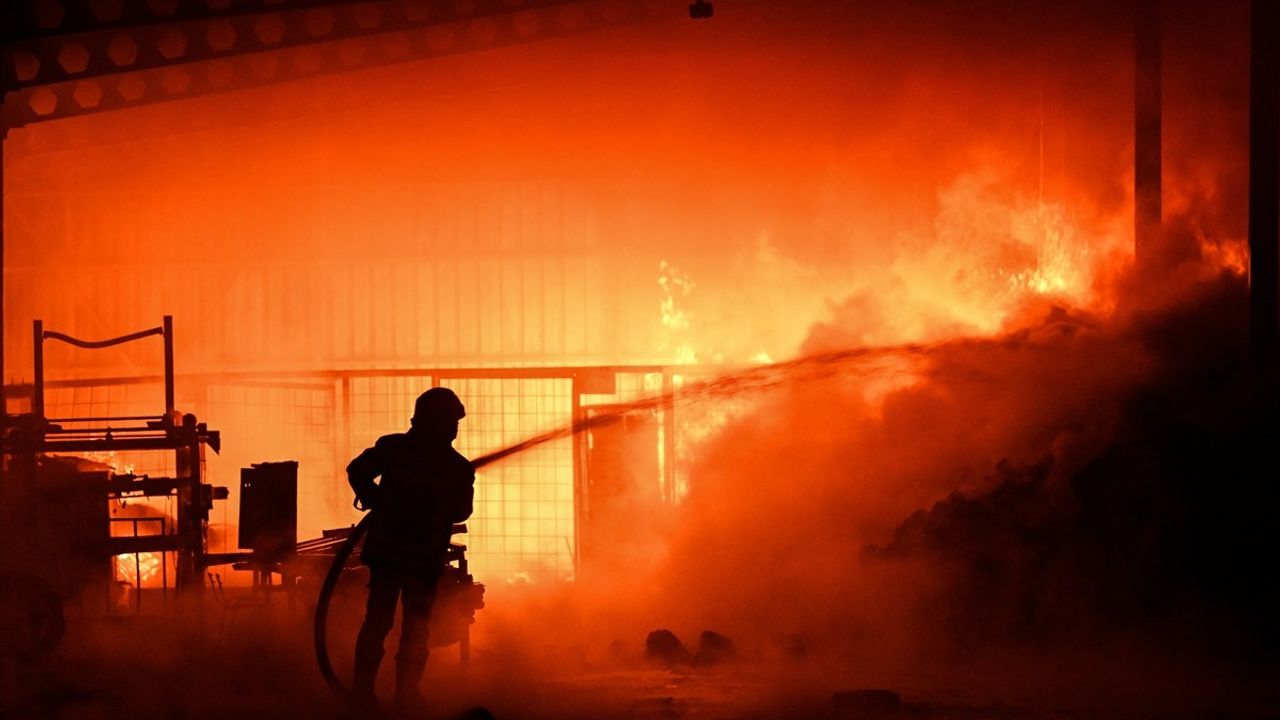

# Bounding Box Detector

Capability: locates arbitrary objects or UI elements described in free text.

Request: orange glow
[3,3,1276,716]
[113,552,162,588]
[1201,236,1249,277]
[0,0,1251,590]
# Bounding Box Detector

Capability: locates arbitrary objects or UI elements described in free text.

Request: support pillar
[1134,0,1162,268]
[1250,0,1280,361]
[1,116,6,410]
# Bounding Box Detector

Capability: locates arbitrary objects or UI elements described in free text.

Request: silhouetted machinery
[296,522,485,662]
[237,463,485,661]
[0,317,225,654]
[230,460,299,582]
[0,316,482,660]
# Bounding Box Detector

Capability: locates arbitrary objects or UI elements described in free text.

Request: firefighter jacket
[347,431,474,574]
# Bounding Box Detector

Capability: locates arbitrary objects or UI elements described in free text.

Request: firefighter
[347,387,474,711]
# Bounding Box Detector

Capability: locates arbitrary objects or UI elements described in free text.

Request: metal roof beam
[3,0,419,44]
[2,1,582,91]
[2,0,652,128]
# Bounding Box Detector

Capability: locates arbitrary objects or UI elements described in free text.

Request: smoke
[2,0,1153,545]
[449,283,1271,720]
[464,249,1266,720]
[468,11,1270,699]
[4,0,1274,716]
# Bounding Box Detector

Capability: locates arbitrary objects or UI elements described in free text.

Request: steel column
[163,315,175,415]
[32,319,43,418]
[0,123,5,411]
[1250,0,1280,361]
[1134,0,1162,267]
[570,373,582,578]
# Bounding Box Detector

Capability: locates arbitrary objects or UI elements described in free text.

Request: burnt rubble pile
[876,371,1280,661]
[644,629,738,666]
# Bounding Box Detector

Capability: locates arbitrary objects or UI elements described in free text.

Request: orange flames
[113,552,163,588]
[1,0,1253,590]
[838,172,1127,347]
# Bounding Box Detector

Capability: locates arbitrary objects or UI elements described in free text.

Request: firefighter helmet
[413,387,466,423]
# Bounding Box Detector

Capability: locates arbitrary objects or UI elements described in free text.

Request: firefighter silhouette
[347,387,474,710]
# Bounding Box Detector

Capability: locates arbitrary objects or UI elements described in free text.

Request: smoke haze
[4,0,1277,718]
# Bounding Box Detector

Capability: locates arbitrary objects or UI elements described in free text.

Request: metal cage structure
[2,359,737,583]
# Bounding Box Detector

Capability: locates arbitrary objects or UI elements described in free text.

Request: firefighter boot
[393,654,428,714]
[352,640,384,711]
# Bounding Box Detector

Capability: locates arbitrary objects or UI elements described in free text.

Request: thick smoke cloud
[4,0,1273,717]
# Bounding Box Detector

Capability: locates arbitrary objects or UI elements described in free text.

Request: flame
[1009,204,1095,296]
[796,172,1127,354]
[900,174,1115,334]
[658,259,695,333]
[658,259,700,364]
[114,552,162,587]
[80,451,136,475]
[656,171,1125,377]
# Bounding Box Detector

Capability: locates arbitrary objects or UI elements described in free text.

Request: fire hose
[313,431,593,697]
[312,346,921,694]
[313,511,373,697]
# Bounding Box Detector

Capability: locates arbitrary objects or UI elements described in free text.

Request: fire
[793,172,1128,355]
[114,552,162,588]
[1008,204,1096,296]
[4,0,1254,594]
[898,173,1119,336]
[649,171,1132,501]
[79,451,135,476]
[658,259,699,364]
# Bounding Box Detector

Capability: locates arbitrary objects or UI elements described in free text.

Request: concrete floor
[3,592,1278,720]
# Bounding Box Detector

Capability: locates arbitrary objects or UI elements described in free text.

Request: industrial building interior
[1,1,1278,719]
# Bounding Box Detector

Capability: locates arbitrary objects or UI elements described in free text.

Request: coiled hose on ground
[314,511,374,696]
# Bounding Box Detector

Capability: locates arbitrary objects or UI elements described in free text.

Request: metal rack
[1,315,223,595]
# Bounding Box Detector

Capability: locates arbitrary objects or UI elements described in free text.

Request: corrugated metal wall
[4,179,672,584]
[4,181,661,380]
